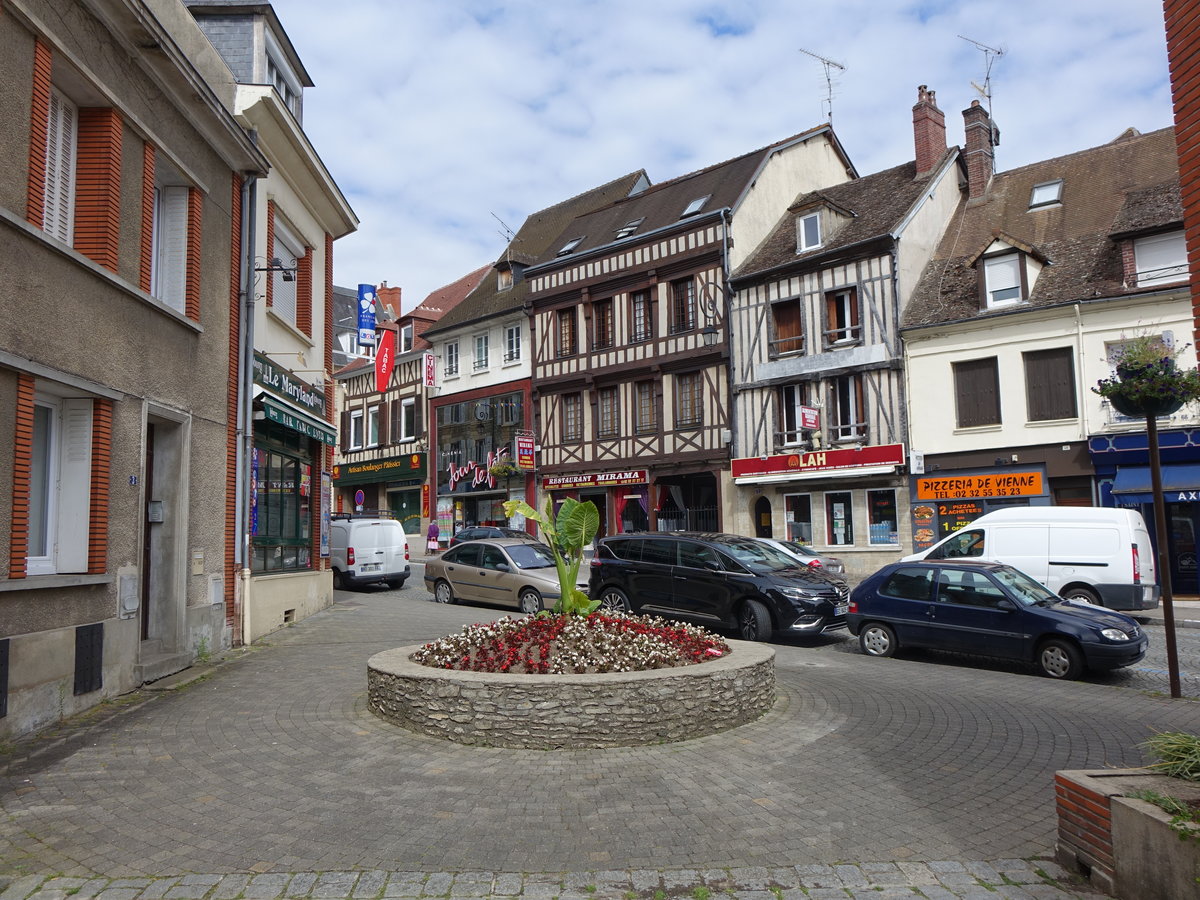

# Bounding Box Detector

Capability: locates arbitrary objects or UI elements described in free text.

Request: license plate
[360,563,381,572]
[834,603,849,616]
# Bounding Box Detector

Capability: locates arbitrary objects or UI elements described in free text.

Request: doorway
[754,496,773,538]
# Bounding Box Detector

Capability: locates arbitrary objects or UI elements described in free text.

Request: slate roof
[423,171,649,338]
[732,150,957,282]
[903,127,1180,329]
[525,125,845,271]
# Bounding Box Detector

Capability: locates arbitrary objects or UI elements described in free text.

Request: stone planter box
[367,640,775,749]
[1055,768,1200,898]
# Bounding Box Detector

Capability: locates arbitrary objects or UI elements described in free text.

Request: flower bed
[410,613,730,674]
[367,630,774,749]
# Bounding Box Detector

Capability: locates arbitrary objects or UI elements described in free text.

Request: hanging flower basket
[1093,335,1200,419]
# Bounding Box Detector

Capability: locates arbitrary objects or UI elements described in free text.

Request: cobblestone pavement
[6,575,1200,897]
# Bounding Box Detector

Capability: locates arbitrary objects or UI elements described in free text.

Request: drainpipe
[236,169,259,647]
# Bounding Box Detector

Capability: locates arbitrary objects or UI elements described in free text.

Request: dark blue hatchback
[847,559,1147,679]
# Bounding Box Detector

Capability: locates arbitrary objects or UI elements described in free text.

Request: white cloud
[279,0,1173,311]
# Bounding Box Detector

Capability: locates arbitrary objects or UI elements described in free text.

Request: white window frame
[984,252,1023,306]
[272,217,303,325]
[779,384,809,447]
[151,183,189,311]
[797,212,821,251]
[504,324,522,362]
[367,405,380,447]
[400,398,416,441]
[444,342,459,376]
[348,409,364,450]
[474,334,489,370]
[44,87,78,244]
[1029,180,1063,209]
[27,393,93,576]
[1134,231,1188,286]
[400,324,414,353]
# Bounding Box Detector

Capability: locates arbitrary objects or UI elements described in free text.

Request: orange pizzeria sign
[915,471,1044,501]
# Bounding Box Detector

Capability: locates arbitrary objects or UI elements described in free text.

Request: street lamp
[695,275,726,346]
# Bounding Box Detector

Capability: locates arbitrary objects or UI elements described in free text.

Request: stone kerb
[367,640,775,749]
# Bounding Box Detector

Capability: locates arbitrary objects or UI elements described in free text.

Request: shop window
[954,357,1001,427]
[826,492,853,546]
[771,297,804,355]
[785,494,813,543]
[867,489,898,545]
[251,446,313,573]
[1023,347,1077,421]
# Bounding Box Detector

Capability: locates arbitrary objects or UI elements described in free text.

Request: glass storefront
[251,420,314,573]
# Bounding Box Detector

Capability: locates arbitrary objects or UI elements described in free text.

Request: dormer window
[1029,180,1063,209]
[557,237,584,256]
[497,269,513,291]
[797,212,821,251]
[983,252,1024,307]
[1134,231,1187,286]
[615,218,644,239]
[680,196,709,218]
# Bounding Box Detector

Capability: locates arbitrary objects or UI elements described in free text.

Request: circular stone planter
[367,640,775,749]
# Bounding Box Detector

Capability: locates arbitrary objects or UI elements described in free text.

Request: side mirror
[995,598,1017,612]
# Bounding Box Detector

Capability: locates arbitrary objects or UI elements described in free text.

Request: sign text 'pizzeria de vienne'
[915,471,1044,501]
[542,470,648,491]
[731,444,906,479]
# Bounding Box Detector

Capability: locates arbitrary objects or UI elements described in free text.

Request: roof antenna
[798,47,846,124]
[490,211,516,244]
[958,34,1005,122]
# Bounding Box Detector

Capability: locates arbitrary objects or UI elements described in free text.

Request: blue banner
[357,283,377,347]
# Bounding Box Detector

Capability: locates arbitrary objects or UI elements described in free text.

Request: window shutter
[339,410,350,452]
[772,300,803,353]
[57,398,93,572]
[413,399,422,438]
[377,404,388,446]
[155,186,189,311]
[390,399,401,443]
[44,89,77,244]
[1025,348,1077,421]
[954,358,1000,427]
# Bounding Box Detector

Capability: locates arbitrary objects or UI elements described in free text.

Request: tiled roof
[528,125,843,270]
[410,265,491,319]
[903,127,1180,329]
[732,151,956,281]
[423,171,650,338]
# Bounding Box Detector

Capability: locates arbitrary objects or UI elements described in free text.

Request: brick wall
[1165,0,1200,352]
[1054,772,1115,894]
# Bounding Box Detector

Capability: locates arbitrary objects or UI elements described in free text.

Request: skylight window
[1029,180,1063,209]
[556,237,584,256]
[680,196,709,218]
[615,218,644,239]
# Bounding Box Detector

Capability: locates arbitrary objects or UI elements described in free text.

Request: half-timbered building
[422,173,649,539]
[524,126,855,537]
[727,87,963,578]
[332,269,487,540]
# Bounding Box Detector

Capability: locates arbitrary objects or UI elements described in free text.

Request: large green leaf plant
[503,496,599,616]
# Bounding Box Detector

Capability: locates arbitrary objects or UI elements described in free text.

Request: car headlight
[778,586,820,601]
[1100,628,1130,642]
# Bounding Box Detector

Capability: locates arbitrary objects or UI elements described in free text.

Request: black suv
[588,532,850,641]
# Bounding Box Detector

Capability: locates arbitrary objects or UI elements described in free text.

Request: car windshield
[724,540,799,573]
[781,540,818,558]
[505,543,556,570]
[992,566,1059,606]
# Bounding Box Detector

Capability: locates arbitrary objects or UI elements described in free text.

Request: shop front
[907,467,1051,553]
[542,470,650,539]
[1093,428,1200,596]
[732,444,907,580]
[248,355,336,642]
[332,453,427,535]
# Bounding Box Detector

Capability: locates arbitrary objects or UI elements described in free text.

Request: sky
[278,0,1174,312]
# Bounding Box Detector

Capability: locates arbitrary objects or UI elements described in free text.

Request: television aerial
[798,47,846,123]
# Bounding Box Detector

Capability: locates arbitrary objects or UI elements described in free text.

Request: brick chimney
[377,284,402,319]
[962,99,999,200]
[912,85,946,177]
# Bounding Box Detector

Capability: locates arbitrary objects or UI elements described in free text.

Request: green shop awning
[261,396,337,445]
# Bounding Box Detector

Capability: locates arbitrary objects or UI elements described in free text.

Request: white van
[903,507,1158,611]
[330,515,410,590]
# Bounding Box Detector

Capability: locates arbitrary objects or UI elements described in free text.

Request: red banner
[731,443,905,478]
[375,329,396,392]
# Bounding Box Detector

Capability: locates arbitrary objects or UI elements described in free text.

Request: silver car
[424,538,587,614]
[754,538,847,579]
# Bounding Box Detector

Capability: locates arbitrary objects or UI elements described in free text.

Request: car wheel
[597,587,631,613]
[386,577,406,590]
[859,622,898,658]
[333,569,346,591]
[737,599,772,641]
[518,589,542,615]
[434,580,455,605]
[1038,638,1084,680]
[1060,586,1100,605]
